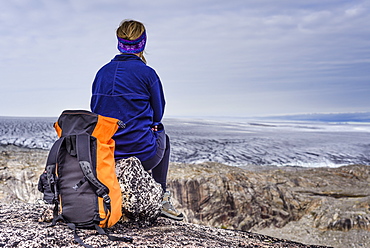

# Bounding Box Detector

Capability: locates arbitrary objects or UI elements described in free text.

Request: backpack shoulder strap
[75,134,112,208]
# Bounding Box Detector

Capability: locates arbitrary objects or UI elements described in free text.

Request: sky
[1,0,369,118]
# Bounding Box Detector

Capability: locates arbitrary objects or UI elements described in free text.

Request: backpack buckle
[117,120,126,128]
[102,193,111,204]
[96,187,111,204]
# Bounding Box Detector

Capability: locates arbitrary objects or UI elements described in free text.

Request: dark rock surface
[0,203,330,248]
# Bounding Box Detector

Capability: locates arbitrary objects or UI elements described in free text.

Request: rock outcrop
[167,162,310,230]
[0,146,47,203]
[167,162,370,248]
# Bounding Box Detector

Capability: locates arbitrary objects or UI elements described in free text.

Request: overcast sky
[1,0,369,118]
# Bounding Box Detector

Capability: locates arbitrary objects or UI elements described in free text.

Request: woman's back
[91,54,165,161]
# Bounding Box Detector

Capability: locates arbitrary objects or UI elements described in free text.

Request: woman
[90,19,183,221]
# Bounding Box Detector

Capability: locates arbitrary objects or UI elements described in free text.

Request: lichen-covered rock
[0,202,329,248]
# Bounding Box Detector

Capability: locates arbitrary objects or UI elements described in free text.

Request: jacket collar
[112,53,143,62]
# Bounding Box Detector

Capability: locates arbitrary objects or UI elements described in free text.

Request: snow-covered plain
[1,116,369,167]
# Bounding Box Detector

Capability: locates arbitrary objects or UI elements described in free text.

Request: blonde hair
[116,19,147,63]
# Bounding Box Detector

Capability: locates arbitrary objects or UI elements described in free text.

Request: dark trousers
[141,131,170,192]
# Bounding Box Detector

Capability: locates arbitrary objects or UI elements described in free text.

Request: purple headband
[117,31,146,54]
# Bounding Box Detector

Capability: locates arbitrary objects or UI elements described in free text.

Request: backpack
[45,110,132,246]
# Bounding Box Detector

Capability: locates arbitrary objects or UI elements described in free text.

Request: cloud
[0,0,369,117]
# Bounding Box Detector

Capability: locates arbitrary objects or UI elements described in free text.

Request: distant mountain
[261,112,370,122]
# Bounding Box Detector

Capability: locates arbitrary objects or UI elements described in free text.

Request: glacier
[0,116,369,167]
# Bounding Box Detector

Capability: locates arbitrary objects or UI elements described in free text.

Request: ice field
[1,116,369,167]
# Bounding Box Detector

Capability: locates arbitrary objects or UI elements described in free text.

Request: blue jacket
[90,54,166,161]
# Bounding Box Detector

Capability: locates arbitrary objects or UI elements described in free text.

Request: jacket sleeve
[149,76,166,124]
